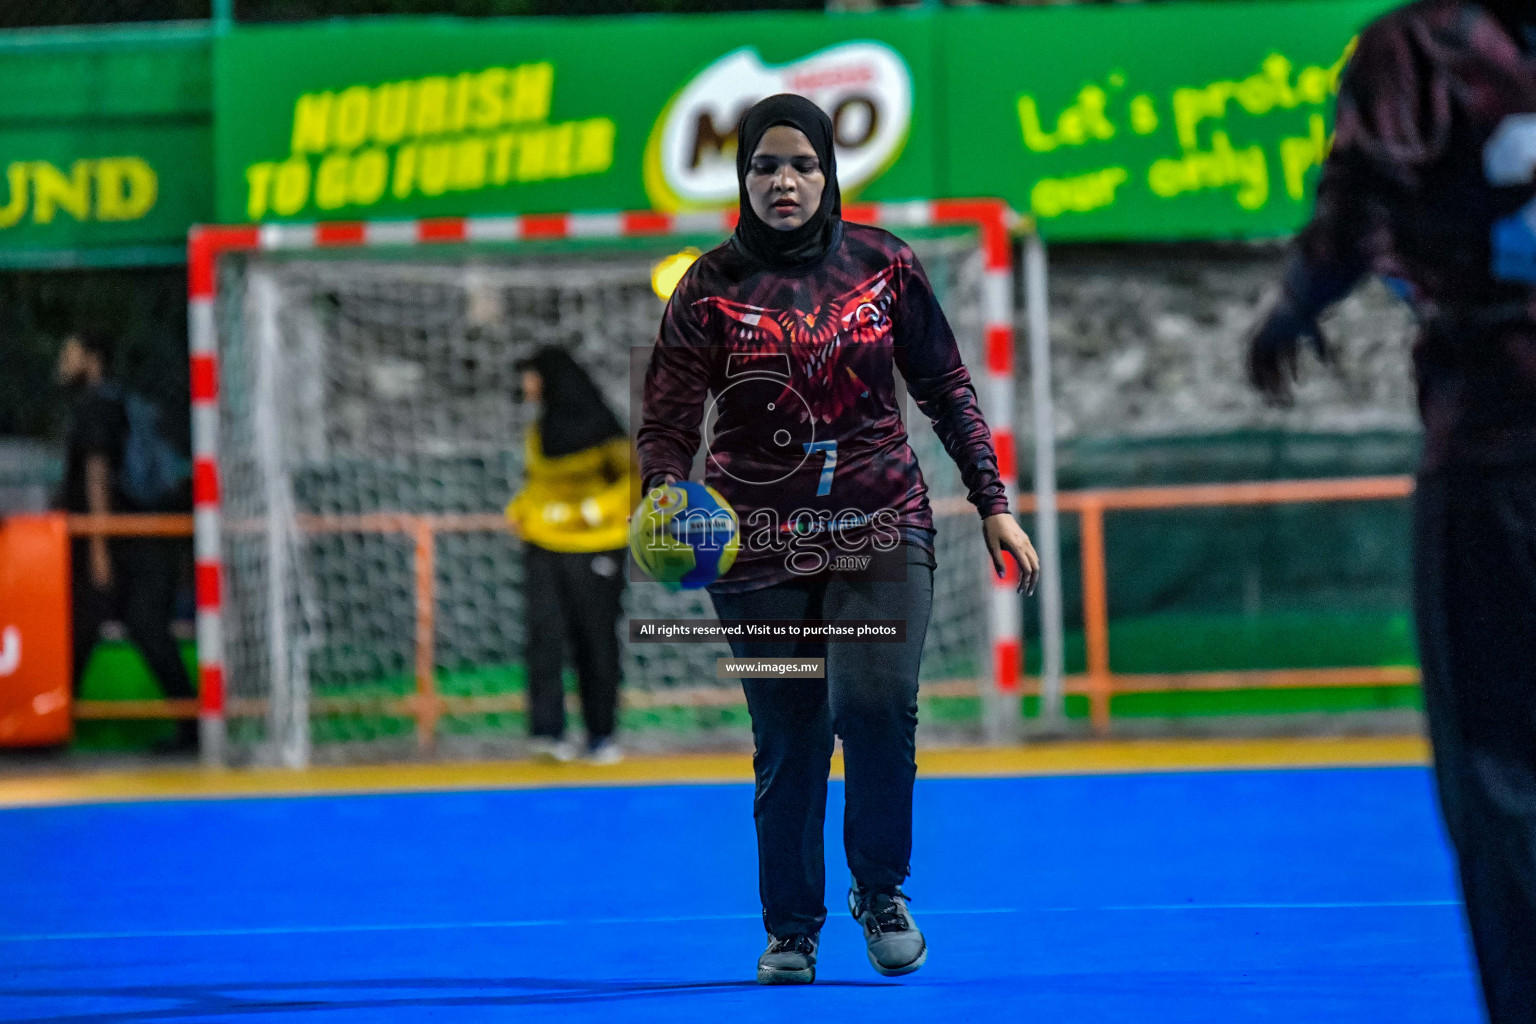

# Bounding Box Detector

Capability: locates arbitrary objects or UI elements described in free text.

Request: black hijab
[517,347,626,459]
[732,93,843,269]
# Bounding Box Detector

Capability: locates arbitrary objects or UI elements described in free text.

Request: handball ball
[629,481,739,590]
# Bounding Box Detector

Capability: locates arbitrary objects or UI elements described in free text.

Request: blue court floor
[0,766,1482,1023]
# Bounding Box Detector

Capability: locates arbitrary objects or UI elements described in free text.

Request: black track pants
[71,538,194,700]
[709,551,933,938]
[522,544,626,743]
[1414,468,1536,1024]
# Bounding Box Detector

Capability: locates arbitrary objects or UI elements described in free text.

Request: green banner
[943,0,1395,240]
[215,14,935,224]
[0,29,214,266]
[212,1,1392,241]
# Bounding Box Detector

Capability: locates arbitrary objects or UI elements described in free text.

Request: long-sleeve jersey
[1299,0,1536,471]
[637,222,1008,593]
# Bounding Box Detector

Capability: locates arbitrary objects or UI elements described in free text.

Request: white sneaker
[529,737,579,763]
[585,738,624,765]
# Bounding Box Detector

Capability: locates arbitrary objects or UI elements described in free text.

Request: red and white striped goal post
[187,198,1028,763]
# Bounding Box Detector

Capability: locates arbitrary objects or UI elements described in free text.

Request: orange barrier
[67,475,1424,737]
[0,515,72,746]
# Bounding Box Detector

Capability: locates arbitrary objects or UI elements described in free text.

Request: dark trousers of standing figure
[710,551,933,939]
[71,537,194,700]
[1414,467,1536,1024]
[522,544,626,742]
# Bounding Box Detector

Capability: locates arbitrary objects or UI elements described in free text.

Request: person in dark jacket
[637,94,1039,985]
[58,328,195,750]
[1246,5,1536,1020]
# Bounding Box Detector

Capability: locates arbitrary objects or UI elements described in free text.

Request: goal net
[199,208,1011,765]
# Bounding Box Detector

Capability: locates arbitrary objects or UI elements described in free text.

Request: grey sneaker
[756,932,817,985]
[849,885,927,976]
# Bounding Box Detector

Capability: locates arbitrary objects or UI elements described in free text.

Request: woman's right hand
[629,474,679,524]
[645,474,680,501]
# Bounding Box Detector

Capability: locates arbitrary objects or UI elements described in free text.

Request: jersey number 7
[804,440,837,496]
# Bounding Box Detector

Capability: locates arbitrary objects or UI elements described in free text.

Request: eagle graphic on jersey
[638,221,1009,592]
[694,266,898,425]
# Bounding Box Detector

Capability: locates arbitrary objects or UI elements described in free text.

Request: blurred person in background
[1246,3,1536,1020]
[58,328,196,751]
[507,346,633,765]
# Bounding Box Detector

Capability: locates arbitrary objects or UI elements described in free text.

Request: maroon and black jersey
[637,222,1007,593]
[1300,0,1536,469]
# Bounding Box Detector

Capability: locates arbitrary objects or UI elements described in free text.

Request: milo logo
[644,42,912,211]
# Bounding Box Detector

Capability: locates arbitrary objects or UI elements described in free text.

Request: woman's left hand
[982,513,1040,596]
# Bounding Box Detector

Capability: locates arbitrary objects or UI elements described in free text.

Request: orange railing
[67,512,503,745]
[67,474,1422,736]
[66,514,200,723]
[1010,475,1419,734]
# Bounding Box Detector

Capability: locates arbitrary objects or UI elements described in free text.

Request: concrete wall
[1027,243,1419,444]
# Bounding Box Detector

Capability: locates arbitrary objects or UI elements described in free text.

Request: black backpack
[101,383,191,511]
